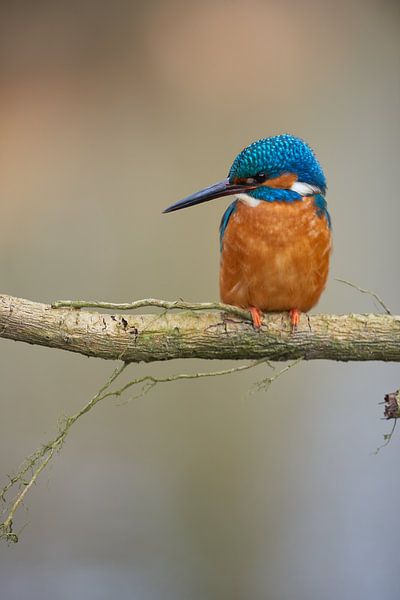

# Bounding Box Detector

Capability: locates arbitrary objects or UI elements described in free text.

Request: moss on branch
[0,294,400,362]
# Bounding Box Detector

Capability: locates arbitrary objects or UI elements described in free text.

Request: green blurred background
[1,1,400,598]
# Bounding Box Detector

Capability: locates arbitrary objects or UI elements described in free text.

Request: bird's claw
[289,308,300,332]
[250,307,263,330]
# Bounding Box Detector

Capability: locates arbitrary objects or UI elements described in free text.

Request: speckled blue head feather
[229,134,326,194]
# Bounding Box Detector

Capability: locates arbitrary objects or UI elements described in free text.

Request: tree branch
[1,284,398,543]
[0,294,400,362]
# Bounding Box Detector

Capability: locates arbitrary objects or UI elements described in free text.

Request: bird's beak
[163,178,256,213]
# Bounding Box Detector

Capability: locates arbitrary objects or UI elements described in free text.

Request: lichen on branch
[1,285,399,544]
[0,294,400,362]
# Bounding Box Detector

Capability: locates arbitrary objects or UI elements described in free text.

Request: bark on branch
[1,294,400,362]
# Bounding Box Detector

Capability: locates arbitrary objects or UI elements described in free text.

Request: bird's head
[163,134,326,213]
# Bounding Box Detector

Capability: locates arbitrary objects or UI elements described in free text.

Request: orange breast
[220,198,332,312]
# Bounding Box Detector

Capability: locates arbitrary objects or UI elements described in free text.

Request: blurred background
[1,0,400,598]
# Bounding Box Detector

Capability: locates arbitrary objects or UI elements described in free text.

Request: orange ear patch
[262,172,298,189]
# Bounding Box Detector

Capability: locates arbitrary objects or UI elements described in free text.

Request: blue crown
[228,134,326,193]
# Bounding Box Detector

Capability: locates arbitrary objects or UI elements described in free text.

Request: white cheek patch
[290,182,322,196]
[235,193,261,207]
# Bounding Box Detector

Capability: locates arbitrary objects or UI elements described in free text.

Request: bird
[163,134,331,330]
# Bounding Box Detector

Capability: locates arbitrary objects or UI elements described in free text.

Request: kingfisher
[163,134,331,329]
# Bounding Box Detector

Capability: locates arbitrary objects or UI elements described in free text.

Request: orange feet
[289,308,301,330]
[250,306,263,330]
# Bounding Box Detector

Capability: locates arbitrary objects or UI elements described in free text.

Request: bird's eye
[247,172,267,184]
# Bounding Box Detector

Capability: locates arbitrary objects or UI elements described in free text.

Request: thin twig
[373,419,397,455]
[0,362,127,543]
[52,297,251,320]
[111,358,275,405]
[251,357,303,394]
[335,278,391,314]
